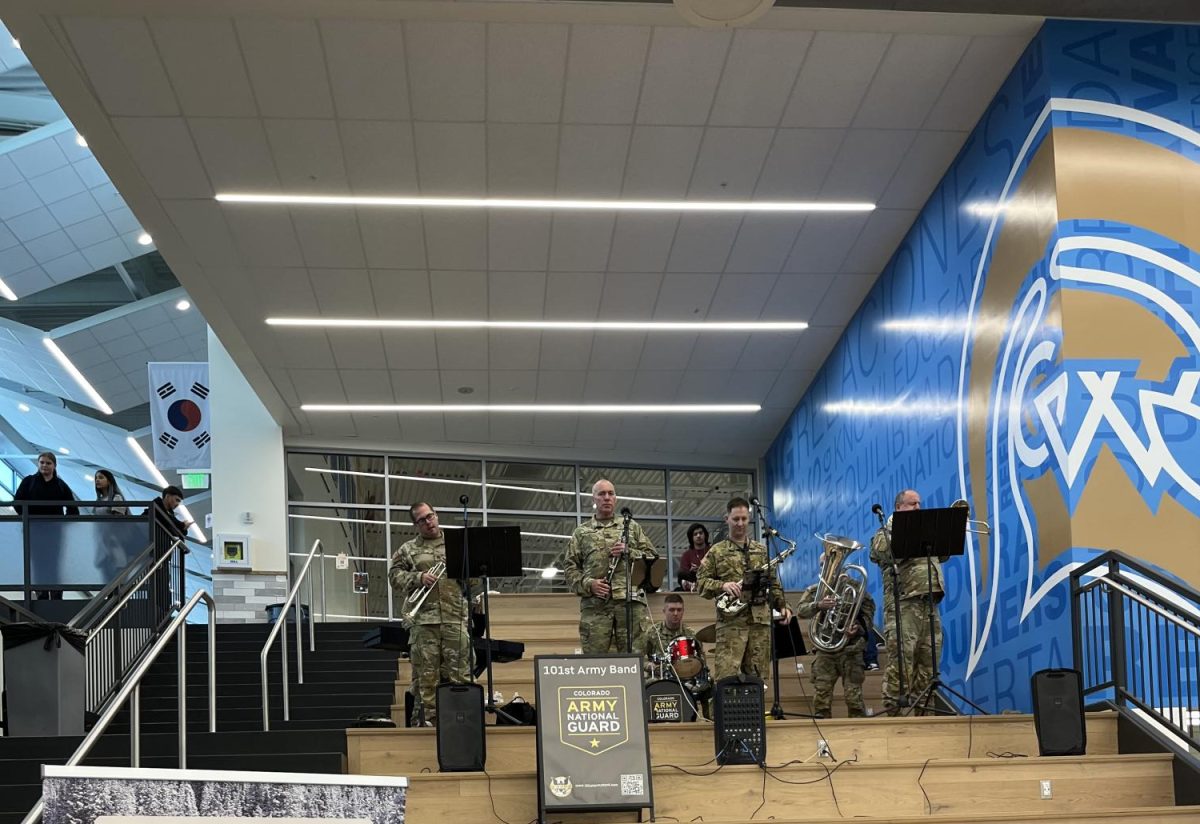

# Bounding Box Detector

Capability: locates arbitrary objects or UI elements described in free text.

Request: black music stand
[445,525,523,724]
[890,507,986,716]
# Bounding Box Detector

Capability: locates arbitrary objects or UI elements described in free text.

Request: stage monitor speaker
[713,675,765,764]
[1031,668,1086,756]
[437,682,486,771]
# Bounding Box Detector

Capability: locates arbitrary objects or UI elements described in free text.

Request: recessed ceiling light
[17,403,30,412]
[43,338,113,415]
[267,318,808,332]
[217,193,875,213]
[136,232,153,246]
[0,277,16,301]
[176,300,191,312]
[75,133,87,148]
[302,403,760,414]
[57,447,69,455]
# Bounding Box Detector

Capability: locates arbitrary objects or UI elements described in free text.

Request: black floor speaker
[712,675,765,764]
[437,682,486,771]
[1031,669,1086,756]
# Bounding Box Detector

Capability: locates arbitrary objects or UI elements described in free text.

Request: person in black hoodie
[13,451,79,515]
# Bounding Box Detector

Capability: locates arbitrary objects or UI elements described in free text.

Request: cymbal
[695,623,717,644]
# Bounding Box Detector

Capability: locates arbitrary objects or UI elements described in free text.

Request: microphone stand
[459,495,475,682]
[621,511,634,654]
[754,501,786,720]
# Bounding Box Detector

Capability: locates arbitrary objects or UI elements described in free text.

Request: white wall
[208,328,287,573]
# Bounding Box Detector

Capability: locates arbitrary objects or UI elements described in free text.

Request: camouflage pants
[579,602,651,655]
[811,645,866,717]
[712,619,770,682]
[882,597,942,714]
[409,620,473,726]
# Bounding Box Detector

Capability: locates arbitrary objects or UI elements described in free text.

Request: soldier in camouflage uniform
[869,489,948,715]
[643,592,711,714]
[697,498,792,682]
[388,502,473,726]
[563,479,658,654]
[795,559,877,718]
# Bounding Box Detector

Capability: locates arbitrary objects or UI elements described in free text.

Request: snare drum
[668,635,703,679]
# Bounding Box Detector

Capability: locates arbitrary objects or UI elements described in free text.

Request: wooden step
[401,753,1175,822]
[349,712,1118,775]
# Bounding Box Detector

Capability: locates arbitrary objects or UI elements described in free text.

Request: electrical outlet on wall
[1039,780,1052,799]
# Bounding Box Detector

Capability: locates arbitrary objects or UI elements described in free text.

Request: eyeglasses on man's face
[414,511,438,526]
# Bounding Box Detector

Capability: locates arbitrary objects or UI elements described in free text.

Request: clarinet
[602,507,634,599]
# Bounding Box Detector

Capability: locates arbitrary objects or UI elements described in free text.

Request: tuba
[807,533,869,653]
[400,560,445,628]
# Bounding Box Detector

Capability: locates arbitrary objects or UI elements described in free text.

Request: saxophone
[807,534,869,653]
[714,534,798,618]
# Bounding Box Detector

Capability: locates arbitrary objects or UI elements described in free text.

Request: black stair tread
[0,752,347,785]
[0,729,348,760]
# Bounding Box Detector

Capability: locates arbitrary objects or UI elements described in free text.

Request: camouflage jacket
[388,532,472,625]
[696,538,786,625]
[869,526,947,601]
[643,620,703,661]
[562,515,657,607]
[794,583,877,650]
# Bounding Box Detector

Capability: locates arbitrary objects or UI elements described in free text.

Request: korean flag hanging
[148,362,211,470]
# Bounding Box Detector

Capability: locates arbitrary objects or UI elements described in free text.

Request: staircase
[0,620,401,824]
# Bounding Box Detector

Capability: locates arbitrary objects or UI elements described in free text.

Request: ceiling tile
[249,267,319,316]
[161,200,241,267]
[359,211,426,270]
[688,128,774,199]
[815,273,878,327]
[821,129,917,201]
[637,334,697,371]
[880,131,964,210]
[562,25,649,124]
[926,35,1030,131]
[622,127,703,198]
[413,123,485,195]
[42,251,88,282]
[389,370,444,404]
[708,273,777,319]
[61,17,178,116]
[25,230,70,261]
[397,415,446,443]
[489,415,535,444]
[222,207,304,267]
[80,238,129,271]
[665,215,740,273]
[488,331,541,371]
[368,270,430,317]
[440,369,489,403]
[405,22,485,121]
[291,209,365,269]
[328,334,388,370]
[583,370,635,403]
[853,33,970,129]
[761,272,834,321]
[4,267,51,296]
[383,331,438,370]
[489,271,546,318]
[189,118,280,191]
[607,214,677,272]
[782,31,891,128]
[736,336,800,372]
[0,155,18,189]
[150,18,258,117]
[308,267,374,315]
[275,335,337,370]
[636,27,730,125]
[710,30,811,127]
[423,213,486,270]
[7,208,58,242]
[288,368,346,403]
[536,371,586,403]
[26,165,86,205]
[263,119,348,191]
[236,18,335,119]
[725,216,802,273]
[545,271,603,319]
[548,214,615,271]
[588,332,646,373]
[111,117,211,198]
[629,369,683,403]
[785,325,842,373]
[0,181,40,221]
[7,138,68,179]
[434,330,487,370]
[487,124,559,196]
[487,23,568,123]
[556,125,630,198]
[340,122,418,194]
[539,332,593,371]
[430,270,487,317]
[840,209,918,274]
[599,271,660,320]
[783,213,870,273]
[47,191,103,228]
[63,214,116,248]
[320,19,410,120]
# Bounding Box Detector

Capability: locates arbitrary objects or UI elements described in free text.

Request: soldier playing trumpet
[389,502,473,726]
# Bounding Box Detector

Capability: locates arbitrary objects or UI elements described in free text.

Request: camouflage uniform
[869,525,947,714]
[562,516,657,655]
[389,532,474,725]
[795,585,876,717]
[696,539,787,682]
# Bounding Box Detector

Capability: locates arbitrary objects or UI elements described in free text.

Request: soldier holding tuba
[795,539,876,718]
[389,502,474,727]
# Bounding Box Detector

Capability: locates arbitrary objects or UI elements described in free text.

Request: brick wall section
[213,571,287,623]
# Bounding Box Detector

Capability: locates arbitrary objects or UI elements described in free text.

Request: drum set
[647,635,712,697]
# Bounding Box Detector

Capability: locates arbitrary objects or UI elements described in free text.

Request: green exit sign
[180,472,210,490]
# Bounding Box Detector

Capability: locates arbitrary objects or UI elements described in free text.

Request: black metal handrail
[1071,550,1200,749]
[0,592,40,624]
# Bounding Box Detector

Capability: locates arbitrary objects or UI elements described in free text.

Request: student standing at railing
[89,469,127,516]
[12,451,79,516]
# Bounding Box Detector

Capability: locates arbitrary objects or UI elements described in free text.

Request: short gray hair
[894,489,918,509]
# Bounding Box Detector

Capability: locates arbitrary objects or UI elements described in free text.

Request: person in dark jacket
[13,451,79,515]
[151,485,192,539]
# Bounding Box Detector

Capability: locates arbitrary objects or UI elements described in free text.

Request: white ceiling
[2,0,1038,466]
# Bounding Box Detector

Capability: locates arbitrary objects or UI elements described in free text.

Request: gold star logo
[589,738,600,749]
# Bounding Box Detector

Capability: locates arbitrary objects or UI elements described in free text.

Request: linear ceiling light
[303,403,760,414]
[268,318,807,332]
[43,338,113,415]
[126,436,207,543]
[216,193,875,213]
[0,277,16,301]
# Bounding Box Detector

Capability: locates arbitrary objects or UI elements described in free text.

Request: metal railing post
[130,686,140,768]
[260,540,322,731]
[294,595,304,685]
[1107,558,1127,703]
[178,616,187,768]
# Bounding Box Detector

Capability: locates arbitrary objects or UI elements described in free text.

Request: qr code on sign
[620,773,644,796]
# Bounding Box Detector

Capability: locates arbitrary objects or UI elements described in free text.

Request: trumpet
[401,560,444,627]
[715,535,798,618]
[808,533,869,653]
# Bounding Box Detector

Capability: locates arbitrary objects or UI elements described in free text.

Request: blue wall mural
[764,19,1200,713]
